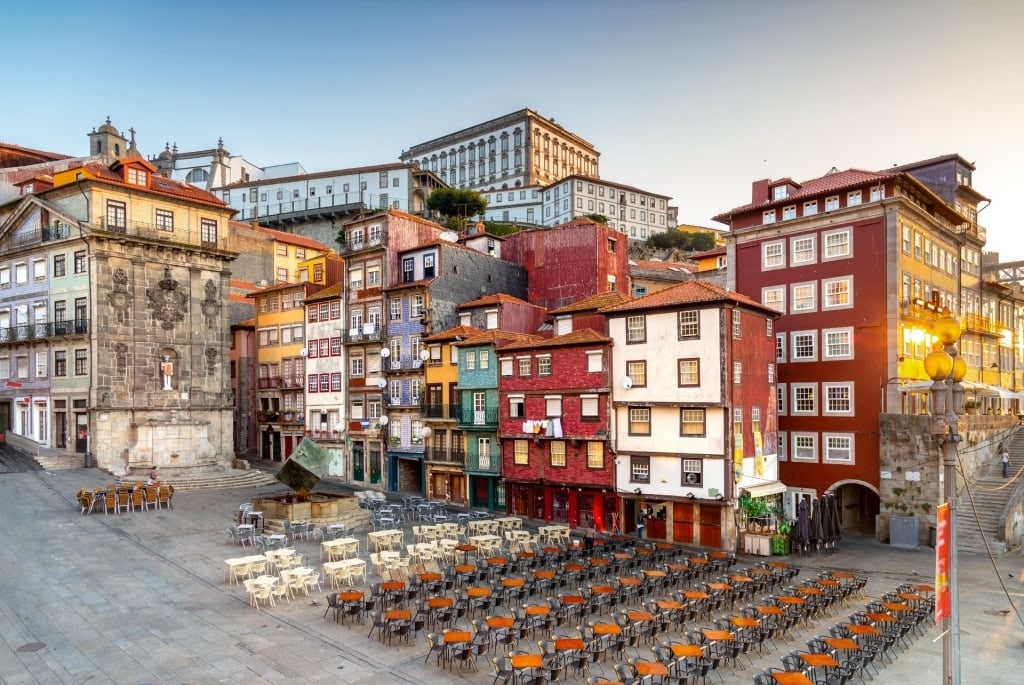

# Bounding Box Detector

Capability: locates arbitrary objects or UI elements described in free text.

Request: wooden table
[643,570,667,578]
[555,637,584,651]
[881,602,912,612]
[487,616,514,629]
[702,629,733,641]
[386,608,411,621]
[444,630,471,643]
[525,604,550,616]
[756,605,785,616]
[467,586,491,597]
[670,643,704,658]
[455,544,477,563]
[801,653,840,668]
[592,623,622,635]
[776,596,805,605]
[825,637,861,651]
[844,623,880,636]
[771,672,814,685]
[683,591,709,600]
[510,653,544,670]
[656,600,683,610]
[729,616,759,629]
[634,660,670,679]
[864,612,896,623]
[627,610,654,622]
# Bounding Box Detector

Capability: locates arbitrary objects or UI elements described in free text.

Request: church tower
[87,117,128,158]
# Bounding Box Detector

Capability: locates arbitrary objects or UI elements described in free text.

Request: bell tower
[87,116,128,158]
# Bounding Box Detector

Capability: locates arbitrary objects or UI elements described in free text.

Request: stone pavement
[1,467,1023,684]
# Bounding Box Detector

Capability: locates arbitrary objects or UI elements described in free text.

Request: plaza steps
[957,437,1023,555]
[33,452,80,471]
[116,468,279,492]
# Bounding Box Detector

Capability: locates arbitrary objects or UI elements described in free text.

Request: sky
[5,0,1023,256]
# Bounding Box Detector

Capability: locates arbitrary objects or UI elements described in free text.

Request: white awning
[898,379,1011,398]
[740,481,787,498]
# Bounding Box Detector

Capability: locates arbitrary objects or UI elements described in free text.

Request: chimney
[751,178,771,204]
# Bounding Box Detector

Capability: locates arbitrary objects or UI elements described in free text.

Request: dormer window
[772,186,787,200]
[127,168,148,186]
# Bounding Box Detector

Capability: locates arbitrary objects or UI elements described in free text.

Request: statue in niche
[161,355,174,390]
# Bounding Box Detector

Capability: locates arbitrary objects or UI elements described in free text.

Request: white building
[150,138,302,191]
[302,282,348,478]
[542,175,672,241]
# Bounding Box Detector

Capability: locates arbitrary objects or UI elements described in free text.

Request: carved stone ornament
[205,346,217,375]
[146,267,188,331]
[114,342,128,375]
[201,279,222,328]
[108,268,133,322]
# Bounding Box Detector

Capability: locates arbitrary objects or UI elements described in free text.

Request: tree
[583,213,609,225]
[647,230,717,252]
[426,188,488,230]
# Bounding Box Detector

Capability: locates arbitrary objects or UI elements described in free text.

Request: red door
[673,502,696,544]
[699,505,722,549]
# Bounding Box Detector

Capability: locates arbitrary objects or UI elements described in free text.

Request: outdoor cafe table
[829,571,857,580]
[910,583,935,593]
[881,602,913,613]
[671,643,704,658]
[590,557,610,567]
[843,623,881,637]
[487,616,515,630]
[643,569,667,579]
[756,605,786,616]
[771,672,814,685]
[634,660,670,681]
[815,579,842,589]
[776,595,805,606]
[800,652,840,680]
[419,572,444,583]
[701,629,733,642]
[765,561,791,569]
[323,558,366,587]
[495,516,523,530]
[322,537,359,561]
[864,612,897,623]
[683,590,709,600]
[509,653,544,677]
[368,529,403,552]
[591,584,615,596]
[656,600,683,611]
[525,604,551,616]
[555,637,585,652]
[618,576,642,586]
[897,592,927,604]
[825,637,861,653]
[729,616,760,630]
[455,544,477,563]
[224,555,266,583]
[592,622,622,636]
[627,610,655,623]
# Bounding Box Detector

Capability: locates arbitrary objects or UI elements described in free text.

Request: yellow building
[248,281,326,460]
[421,325,481,502]
[255,225,333,284]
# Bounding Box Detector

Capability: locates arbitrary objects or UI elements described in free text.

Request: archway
[827,479,879,534]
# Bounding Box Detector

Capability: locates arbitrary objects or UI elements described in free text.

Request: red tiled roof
[630,259,695,274]
[549,291,631,315]
[255,225,331,252]
[244,281,325,298]
[600,279,775,315]
[79,161,228,208]
[689,246,726,259]
[422,325,483,343]
[459,292,536,309]
[0,142,72,164]
[232,317,256,328]
[457,330,543,347]
[500,328,611,351]
[304,282,344,302]
[384,277,436,292]
[712,169,894,222]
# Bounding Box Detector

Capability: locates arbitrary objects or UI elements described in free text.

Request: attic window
[127,168,148,186]
[772,186,787,200]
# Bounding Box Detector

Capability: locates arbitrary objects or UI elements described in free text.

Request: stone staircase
[957,438,1022,554]
[116,468,279,492]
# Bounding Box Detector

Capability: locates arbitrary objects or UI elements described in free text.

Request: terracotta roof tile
[304,282,344,302]
[458,330,543,347]
[254,225,332,252]
[601,279,776,315]
[80,161,228,208]
[549,291,631,315]
[630,259,696,274]
[422,325,483,343]
[712,169,894,222]
[458,292,535,309]
[244,281,325,298]
[500,328,611,351]
[232,317,256,328]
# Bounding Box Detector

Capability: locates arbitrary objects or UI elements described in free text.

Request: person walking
[1001,448,1010,478]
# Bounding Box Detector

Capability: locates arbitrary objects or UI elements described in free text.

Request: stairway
[957,437,1021,554]
[116,469,279,492]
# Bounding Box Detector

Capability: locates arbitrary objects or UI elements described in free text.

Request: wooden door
[673,502,696,544]
[698,505,722,549]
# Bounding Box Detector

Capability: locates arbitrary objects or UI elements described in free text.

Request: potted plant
[389,435,401,446]
[740,495,771,532]
[964,399,978,415]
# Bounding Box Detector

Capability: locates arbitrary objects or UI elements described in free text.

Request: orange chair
[131,487,145,512]
[116,489,131,514]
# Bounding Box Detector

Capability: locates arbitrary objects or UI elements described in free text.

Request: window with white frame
[733,408,743,444]
[626,360,647,387]
[804,200,818,216]
[626,315,646,343]
[680,409,705,436]
[777,432,787,461]
[630,456,650,483]
[752,406,761,436]
[550,441,566,467]
[545,396,562,417]
[767,363,775,384]
[777,384,787,415]
[478,437,491,470]
[823,433,854,463]
[825,196,839,211]
[508,394,525,418]
[790,331,815,360]
[500,357,513,376]
[776,334,786,362]
[465,350,476,370]
[792,384,817,414]
[586,351,602,372]
[682,459,703,485]
[762,286,785,314]
[678,310,699,338]
[823,229,851,259]
[587,442,603,468]
[517,357,531,376]
[823,383,853,414]
[733,361,742,384]
[847,190,862,206]
[793,432,817,461]
[477,349,488,369]
[792,282,816,312]
[389,298,401,321]
[763,209,776,224]
[782,205,796,220]
[870,185,884,201]
[537,355,551,376]
[762,241,785,269]
[581,395,599,419]
[791,236,816,264]
[514,439,529,465]
[678,359,699,386]
[628,407,651,435]
[823,276,852,309]
[823,328,853,359]
[766,318,773,337]
[732,310,742,339]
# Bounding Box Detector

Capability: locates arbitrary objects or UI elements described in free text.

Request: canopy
[898,379,1016,398]
[740,481,787,498]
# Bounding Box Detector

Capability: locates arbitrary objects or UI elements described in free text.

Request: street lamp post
[924,313,965,685]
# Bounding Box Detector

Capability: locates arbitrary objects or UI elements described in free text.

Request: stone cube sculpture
[275,438,330,495]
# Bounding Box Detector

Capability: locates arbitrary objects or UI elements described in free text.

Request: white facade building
[543,175,672,241]
[302,283,348,477]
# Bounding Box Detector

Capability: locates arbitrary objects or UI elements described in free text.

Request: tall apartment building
[714,157,990,531]
[541,175,672,240]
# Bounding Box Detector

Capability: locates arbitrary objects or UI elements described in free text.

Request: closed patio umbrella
[792,498,811,555]
[810,497,825,554]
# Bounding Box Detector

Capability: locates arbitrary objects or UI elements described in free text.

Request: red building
[500,218,631,310]
[498,328,617,531]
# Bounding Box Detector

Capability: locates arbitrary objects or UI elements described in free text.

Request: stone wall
[877,412,1016,544]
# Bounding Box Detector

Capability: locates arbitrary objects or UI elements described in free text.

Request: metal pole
[943,366,962,685]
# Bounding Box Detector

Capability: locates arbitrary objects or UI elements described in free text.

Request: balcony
[343,323,386,344]
[280,376,304,389]
[7,222,76,250]
[384,395,422,409]
[98,217,228,250]
[386,356,425,372]
[338,230,389,256]
[466,451,501,474]
[426,448,466,465]
[963,312,1004,337]
[458,407,499,428]
[257,377,282,390]
[424,403,459,420]
[236,196,367,227]
[0,319,90,344]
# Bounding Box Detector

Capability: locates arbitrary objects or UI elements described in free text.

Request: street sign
[5,380,23,388]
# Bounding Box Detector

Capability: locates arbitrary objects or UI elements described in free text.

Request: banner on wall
[934,503,950,622]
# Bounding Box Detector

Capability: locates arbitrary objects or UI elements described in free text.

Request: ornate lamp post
[923,313,965,685]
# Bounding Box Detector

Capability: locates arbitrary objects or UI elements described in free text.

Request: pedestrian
[1001,449,1010,478]
[583,523,595,552]
[147,465,159,485]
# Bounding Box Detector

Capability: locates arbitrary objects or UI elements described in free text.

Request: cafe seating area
[76,483,173,515]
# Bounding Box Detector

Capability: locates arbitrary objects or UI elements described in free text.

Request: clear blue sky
[5,0,1022,257]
